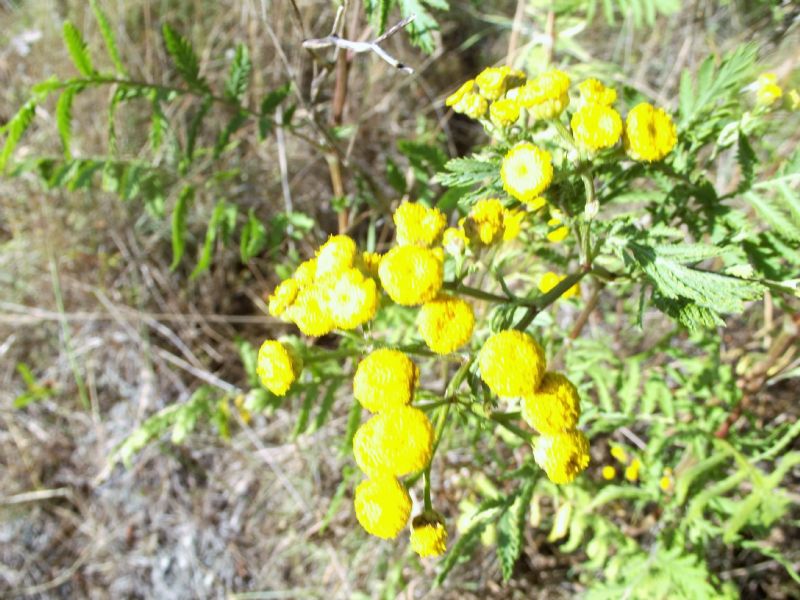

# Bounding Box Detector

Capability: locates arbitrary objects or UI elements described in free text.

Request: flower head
[354,476,412,539]
[287,284,335,337]
[379,246,444,306]
[521,372,581,434]
[533,430,590,484]
[490,97,521,128]
[501,143,554,204]
[610,445,628,463]
[538,272,579,299]
[502,208,526,241]
[475,66,518,100]
[755,73,782,107]
[394,202,447,247]
[516,70,570,119]
[353,406,434,477]
[602,465,616,480]
[571,103,623,151]
[578,78,617,106]
[353,349,418,412]
[624,103,677,162]
[256,340,303,396]
[268,278,299,317]
[625,458,642,482]
[443,226,469,255]
[453,92,489,119]
[463,199,505,246]
[293,258,318,286]
[478,330,547,397]
[546,216,569,243]
[316,235,357,278]
[417,295,475,354]
[326,268,378,329]
[445,79,476,107]
[360,251,382,278]
[410,511,448,557]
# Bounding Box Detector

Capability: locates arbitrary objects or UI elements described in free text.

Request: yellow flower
[479,330,547,397]
[577,78,617,106]
[533,430,590,484]
[659,467,673,492]
[445,79,476,107]
[417,295,475,354]
[521,372,581,434]
[316,235,357,278]
[353,349,418,412]
[476,66,513,100]
[502,208,526,241]
[625,458,642,482]
[527,196,547,211]
[360,251,382,278]
[755,73,782,107]
[293,258,318,287]
[610,445,628,464]
[353,406,434,477]
[268,278,299,317]
[287,284,335,337]
[442,226,469,255]
[454,92,489,119]
[546,217,569,243]
[463,198,505,246]
[624,103,677,162]
[517,69,570,119]
[378,246,444,306]
[256,340,303,396]
[501,142,554,204]
[325,268,378,330]
[538,272,579,299]
[602,465,616,480]
[354,476,412,539]
[410,512,448,557]
[571,103,623,151]
[490,97,521,128]
[394,202,447,247]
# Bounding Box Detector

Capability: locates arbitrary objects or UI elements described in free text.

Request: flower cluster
[255,340,303,396]
[478,331,590,484]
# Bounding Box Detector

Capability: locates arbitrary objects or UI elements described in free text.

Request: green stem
[551,118,578,152]
[443,281,540,307]
[489,412,533,443]
[423,467,433,511]
[514,269,588,331]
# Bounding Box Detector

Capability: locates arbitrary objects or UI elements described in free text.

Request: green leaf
[496,479,535,581]
[341,399,362,454]
[56,88,76,158]
[170,186,193,270]
[435,155,500,188]
[240,210,268,262]
[191,200,237,279]
[364,0,391,34]
[63,22,95,77]
[0,101,36,172]
[213,110,248,158]
[162,23,206,90]
[745,189,800,243]
[184,95,212,168]
[89,0,126,75]
[396,0,448,54]
[293,385,316,438]
[260,83,291,114]
[225,43,251,102]
[735,132,757,194]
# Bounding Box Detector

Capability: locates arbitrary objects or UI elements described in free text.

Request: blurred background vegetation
[1,0,798,598]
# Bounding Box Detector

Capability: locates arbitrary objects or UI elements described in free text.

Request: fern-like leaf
[89,0,127,75]
[162,23,207,91]
[63,22,95,77]
[225,43,251,102]
[170,185,193,270]
[0,101,36,172]
[56,88,76,158]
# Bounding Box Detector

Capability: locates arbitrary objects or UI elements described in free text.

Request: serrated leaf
[170,185,193,270]
[213,110,248,158]
[397,0,448,54]
[260,83,291,115]
[435,155,500,188]
[191,200,237,279]
[63,22,95,77]
[162,23,206,90]
[225,43,251,102]
[0,101,36,172]
[56,88,76,158]
[736,132,757,193]
[496,479,535,581]
[89,0,126,75]
[240,210,267,262]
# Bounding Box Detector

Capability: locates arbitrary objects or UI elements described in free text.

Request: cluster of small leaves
[363,0,449,54]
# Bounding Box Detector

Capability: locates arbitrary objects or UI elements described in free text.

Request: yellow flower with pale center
[490,97,521,127]
[538,271,579,299]
[479,330,547,397]
[571,103,623,151]
[454,92,489,119]
[602,465,616,480]
[517,69,570,119]
[325,268,378,330]
[354,476,411,539]
[502,209,526,241]
[293,258,318,286]
[610,445,628,463]
[268,278,299,317]
[625,458,642,482]
[360,251,382,278]
[755,73,782,107]
[378,246,443,306]
[316,235,357,278]
[353,406,434,477]
[353,349,418,412]
[624,103,677,162]
[475,66,514,100]
[501,142,554,204]
[521,372,581,434]
[546,217,569,243]
[533,430,590,484]
[410,512,448,557]
[417,295,475,354]
[287,284,335,337]
[442,226,469,255]
[578,78,617,106]
[445,79,476,107]
[393,202,447,247]
[256,339,303,396]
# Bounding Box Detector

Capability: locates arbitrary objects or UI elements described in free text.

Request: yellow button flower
[502,208,526,241]
[359,251,382,279]
[378,246,444,306]
[417,295,475,354]
[293,258,318,287]
[625,457,642,482]
[445,79,476,108]
[521,372,581,434]
[538,272,579,299]
[610,445,628,463]
[755,73,782,107]
[623,103,677,162]
[394,202,447,247]
[287,284,335,337]
[476,66,513,100]
[571,103,623,151]
[442,226,469,255]
[453,92,489,119]
[354,476,412,539]
[353,349,418,412]
[463,198,505,246]
[533,430,590,484]
[316,235,357,278]
[325,268,378,330]
[490,97,521,128]
[659,467,673,492]
[353,406,434,477]
[577,78,617,106]
[268,278,299,317]
[410,511,448,557]
[501,142,554,204]
[256,339,303,396]
[602,465,616,480]
[517,69,570,119]
[478,330,547,397]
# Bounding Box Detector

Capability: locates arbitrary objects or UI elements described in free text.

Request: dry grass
[1,0,799,597]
